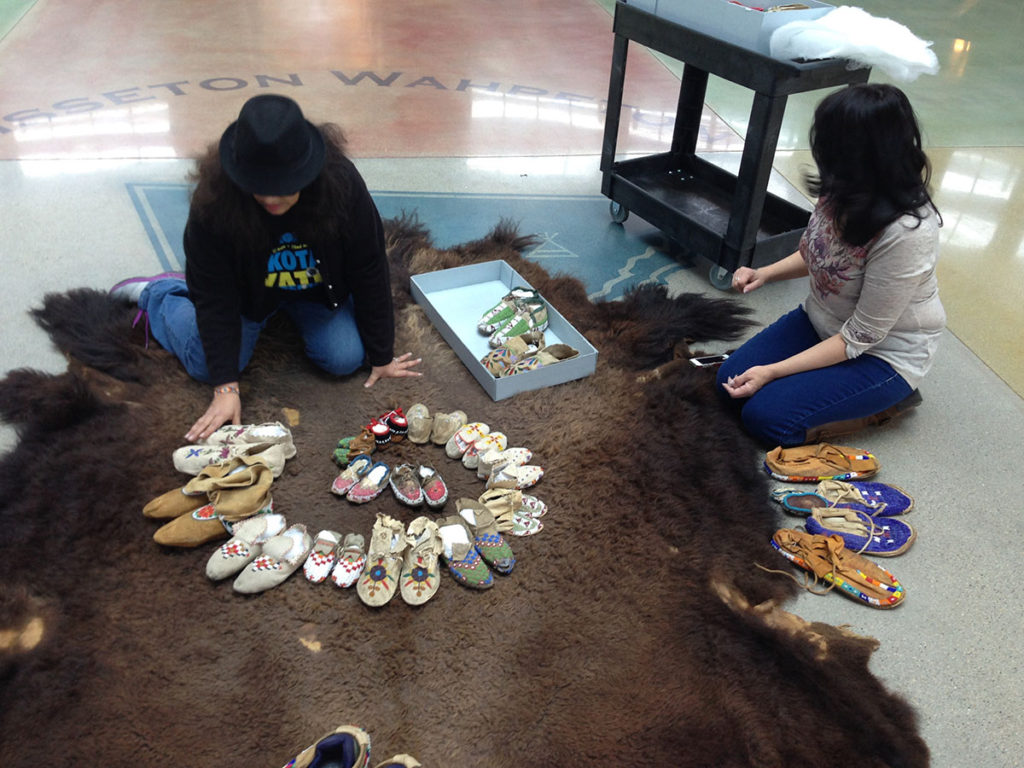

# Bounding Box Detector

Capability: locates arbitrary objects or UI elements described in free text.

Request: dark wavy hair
[805,83,940,247]
[187,122,354,252]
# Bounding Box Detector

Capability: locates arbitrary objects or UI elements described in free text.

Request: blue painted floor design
[127,183,691,301]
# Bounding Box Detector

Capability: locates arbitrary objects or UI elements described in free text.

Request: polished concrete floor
[1,1,1022,766]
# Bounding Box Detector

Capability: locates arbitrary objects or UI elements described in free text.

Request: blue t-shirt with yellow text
[264,232,324,296]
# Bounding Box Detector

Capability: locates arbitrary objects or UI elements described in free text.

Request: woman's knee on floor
[306,343,365,376]
[740,397,807,448]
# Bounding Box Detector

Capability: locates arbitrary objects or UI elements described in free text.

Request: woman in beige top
[717,83,944,447]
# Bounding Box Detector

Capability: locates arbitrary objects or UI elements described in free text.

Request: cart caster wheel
[709,265,733,291]
[609,201,629,224]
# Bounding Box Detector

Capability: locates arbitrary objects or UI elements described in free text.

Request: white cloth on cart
[770,5,939,81]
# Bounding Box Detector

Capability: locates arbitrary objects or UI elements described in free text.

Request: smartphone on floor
[689,354,729,368]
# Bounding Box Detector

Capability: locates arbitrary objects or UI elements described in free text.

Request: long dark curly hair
[806,83,940,247]
[187,122,354,252]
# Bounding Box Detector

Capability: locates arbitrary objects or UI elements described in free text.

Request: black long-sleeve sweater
[183,159,395,386]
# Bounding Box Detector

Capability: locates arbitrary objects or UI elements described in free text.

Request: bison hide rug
[0,217,928,767]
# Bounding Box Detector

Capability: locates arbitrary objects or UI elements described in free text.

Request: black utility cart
[601,1,870,288]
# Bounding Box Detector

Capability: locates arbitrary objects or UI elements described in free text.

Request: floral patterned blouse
[800,200,946,389]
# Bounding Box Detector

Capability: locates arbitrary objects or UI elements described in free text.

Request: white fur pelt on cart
[771,5,939,81]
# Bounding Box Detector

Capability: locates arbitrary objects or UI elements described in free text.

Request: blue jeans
[716,307,913,447]
[139,278,365,383]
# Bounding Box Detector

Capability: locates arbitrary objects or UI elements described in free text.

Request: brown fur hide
[0,217,928,767]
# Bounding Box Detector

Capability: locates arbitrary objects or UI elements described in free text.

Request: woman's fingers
[365,355,423,387]
[395,355,423,376]
[185,398,241,440]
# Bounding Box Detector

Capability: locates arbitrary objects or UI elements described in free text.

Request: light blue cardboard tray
[410,261,599,401]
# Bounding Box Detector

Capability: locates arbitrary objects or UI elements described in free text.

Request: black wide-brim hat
[219,94,326,196]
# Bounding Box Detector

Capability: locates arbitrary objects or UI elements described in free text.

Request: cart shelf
[601,1,871,279]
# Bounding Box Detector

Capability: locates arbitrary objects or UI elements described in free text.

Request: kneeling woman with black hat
[110,95,422,441]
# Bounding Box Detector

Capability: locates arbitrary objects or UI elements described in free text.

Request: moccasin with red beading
[303,529,342,584]
[346,462,391,504]
[764,443,880,482]
[771,529,905,609]
[389,463,424,507]
[206,512,287,581]
[233,524,312,594]
[418,465,448,508]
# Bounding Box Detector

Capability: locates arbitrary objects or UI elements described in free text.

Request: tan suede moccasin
[142,486,209,520]
[476,446,532,480]
[429,409,467,445]
[478,488,546,536]
[764,443,880,483]
[356,514,406,607]
[771,528,905,608]
[153,503,229,548]
[400,516,443,606]
[205,476,274,524]
[183,455,275,493]
[405,403,433,444]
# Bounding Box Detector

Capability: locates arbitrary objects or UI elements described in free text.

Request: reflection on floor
[128,180,704,300]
